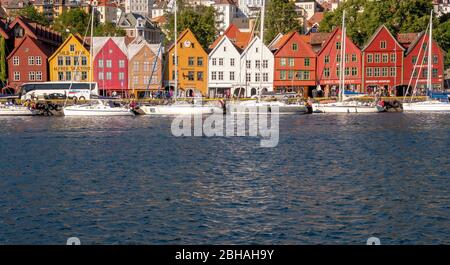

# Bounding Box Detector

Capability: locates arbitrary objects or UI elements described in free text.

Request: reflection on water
[0,113,449,244]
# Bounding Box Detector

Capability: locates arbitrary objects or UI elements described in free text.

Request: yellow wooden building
[166,29,208,96]
[48,34,92,82]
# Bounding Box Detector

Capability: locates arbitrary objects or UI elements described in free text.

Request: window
[65,56,71,66]
[288,70,294,80]
[70,44,75,52]
[172,55,178,65]
[412,56,418,64]
[98,72,104,80]
[133,76,139,84]
[13,71,20,81]
[246,73,251,82]
[324,55,330,64]
[57,56,63,66]
[345,54,349,63]
[13,56,20,65]
[263,60,268,68]
[246,60,251,69]
[230,58,235,66]
[28,71,35,81]
[280,70,286,80]
[351,54,357,62]
[58,71,64,81]
[106,72,112,80]
[230,71,235,81]
[106,60,112,68]
[212,58,217,66]
[374,67,380,77]
[119,60,125,68]
[255,73,260,82]
[382,67,388,77]
[133,62,139,71]
[432,68,438,78]
[422,69,428,78]
[288,58,294,67]
[413,69,418,78]
[255,60,261,69]
[304,58,310,67]
[351,67,357,76]
[303,71,310,80]
[424,56,428,64]
[81,56,87,65]
[390,53,396,63]
[197,71,203,81]
[119,72,125,80]
[66,71,72,81]
[374,54,380,63]
[382,54,388,63]
[28,56,34,65]
[74,57,79,66]
[219,58,223,66]
[98,60,104,68]
[345,67,350,76]
[187,71,195,81]
[324,67,330,77]
[197,57,203,66]
[367,54,373,63]
[280,58,286,66]
[390,67,396,77]
[218,71,223,80]
[188,57,194,66]
[380,41,387,49]
[336,54,341,63]
[366,67,373,77]
[36,71,42,81]
[336,42,341,50]
[336,67,340,77]
[433,55,438,64]
[255,47,259,53]
[263,73,268,82]
[143,62,150,71]
[211,71,217,80]
[292,43,298,51]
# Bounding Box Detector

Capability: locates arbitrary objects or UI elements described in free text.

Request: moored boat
[0,104,37,116]
[63,100,135,116]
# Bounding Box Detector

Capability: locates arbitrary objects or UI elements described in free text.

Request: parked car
[45,93,67,100]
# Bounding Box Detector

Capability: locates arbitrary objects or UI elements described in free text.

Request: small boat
[63,100,135,116]
[140,101,223,115]
[403,100,450,112]
[0,104,37,116]
[227,100,309,114]
[313,100,380,113]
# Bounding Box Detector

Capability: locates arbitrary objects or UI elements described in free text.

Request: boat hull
[403,101,450,112]
[63,107,135,116]
[227,101,308,115]
[140,105,223,115]
[313,103,379,113]
[0,107,37,116]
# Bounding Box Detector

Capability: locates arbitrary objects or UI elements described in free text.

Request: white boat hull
[63,106,135,116]
[227,101,308,114]
[140,105,223,115]
[403,101,450,112]
[313,102,379,113]
[0,106,37,116]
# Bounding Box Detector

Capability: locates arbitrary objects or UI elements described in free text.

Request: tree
[95,22,126,37]
[52,8,91,39]
[0,36,6,86]
[264,0,302,44]
[164,1,218,48]
[434,20,450,68]
[15,5,49,26]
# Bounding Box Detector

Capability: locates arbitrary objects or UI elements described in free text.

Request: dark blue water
[0,113,449,245]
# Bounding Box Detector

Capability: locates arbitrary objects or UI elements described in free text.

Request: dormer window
[380,41,387,49]
[292,43,298,51]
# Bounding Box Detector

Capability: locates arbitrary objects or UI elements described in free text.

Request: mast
[174,0,178,99]
[90,5,95,91]
[339,10,346,102]
[427,10,433,98]
[259,1,265,98]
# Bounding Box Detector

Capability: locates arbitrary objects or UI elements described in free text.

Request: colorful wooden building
[270,31,317,97]
[128,41,162,98]
[48,34,91,82]
[92,37,129,97]
[362,25,404,94]
[165,29,208,96]
[316,27,363,96]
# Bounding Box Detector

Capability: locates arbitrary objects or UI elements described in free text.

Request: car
[45,93,67,100]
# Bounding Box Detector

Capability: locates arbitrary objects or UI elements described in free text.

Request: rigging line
[145,35,164,97]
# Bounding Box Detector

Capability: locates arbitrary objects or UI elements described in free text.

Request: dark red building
[271,31,317,97]
[402,32,445,95]
[362,25,404,95]
[5,17,62,93]
[316,27,363,96]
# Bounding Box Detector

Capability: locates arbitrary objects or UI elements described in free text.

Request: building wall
[128,44,162,95]
[7,37,49,92]
[363,26,404,93]
[48,35,92,82]
[317,28,362,92]
[166,29,208,96]
[273,32,317,96]
[94,38,128,94]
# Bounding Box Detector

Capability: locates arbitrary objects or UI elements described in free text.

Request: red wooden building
[316,27,363,96]
[92,37,129,96]
[402,32,445,95]
[270,31,317,97]
[5,17,61,93]
[362,25,404,95]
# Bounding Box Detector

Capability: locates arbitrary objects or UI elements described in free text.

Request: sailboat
[227,1,308,115]
[313,11,379,113]
[403,11,450,112]
[139,0,223,115]
[63,5,135,117]
[0,102,37,116]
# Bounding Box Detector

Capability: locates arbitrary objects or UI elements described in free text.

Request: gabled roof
[209,24,252,50]
[128,41,162,61]
[268,33,283,50]
[7,16,62,45]
[48,34,90,61]
[316,26,361,55]
[307,12,324,28]
[6,35,53,60]
[270,31,296,51]
[397,32,421,49]
[362,24,405,51]
[118,12,157,29]
[270,31,316,57]
[209,35,241,57]
[92,37,128,59]
[240,35,271,59]
[404,31,446,56]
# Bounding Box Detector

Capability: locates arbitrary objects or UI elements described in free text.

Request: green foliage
[164,1,218,48]
[95,22,125,37]
[264,0,302,44]
[15,6,49,26]
[52,8,91,39]
[0,36,6,83]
